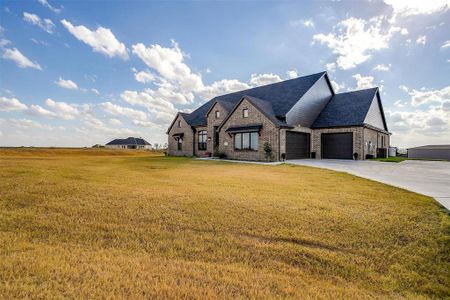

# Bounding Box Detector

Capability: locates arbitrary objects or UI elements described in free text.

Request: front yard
[0,149,448,298]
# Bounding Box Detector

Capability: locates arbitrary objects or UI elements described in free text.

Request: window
[213,126,219,147]
[198,130,207,150]
[215,110,220,118]
[243,108,249,118]
[234,132,258,151]
[178,120,181,128]
[177,138,182,150]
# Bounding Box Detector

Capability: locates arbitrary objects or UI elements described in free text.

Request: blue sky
[0,0,449,148]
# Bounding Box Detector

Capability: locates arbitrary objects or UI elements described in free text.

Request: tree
[263,142,273,161]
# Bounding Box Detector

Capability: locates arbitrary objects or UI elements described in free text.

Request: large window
[234,132,258,151]
[198,130,207,150]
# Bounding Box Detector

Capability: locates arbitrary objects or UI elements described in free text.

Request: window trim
[215,110,220,119]
[177,138,182,150]
[243,108,249,118]
[198,130,207,151]
[234,131,258,151]
[177,120,181,128]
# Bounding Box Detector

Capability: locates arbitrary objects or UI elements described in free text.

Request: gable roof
[218,95,289,130]
[106,137,151,146]
[179,71,327,127]
[311,87,388,131]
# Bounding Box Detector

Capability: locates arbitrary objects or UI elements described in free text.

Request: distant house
[408,145,450,161]
[105,137,152,150]
[167,71,390,161]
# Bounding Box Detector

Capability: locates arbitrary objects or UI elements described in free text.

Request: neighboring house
[167,72,390,161]
[407,145,450,160]
[105,137,152,149]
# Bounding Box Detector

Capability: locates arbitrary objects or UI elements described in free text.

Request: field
[0,148,449,299]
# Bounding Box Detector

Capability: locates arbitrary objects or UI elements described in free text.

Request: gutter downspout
[192,127,196,157]
[278,127,281,162]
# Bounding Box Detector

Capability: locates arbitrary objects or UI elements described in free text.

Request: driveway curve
[286,159,450,211]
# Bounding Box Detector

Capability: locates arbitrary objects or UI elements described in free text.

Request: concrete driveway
[286,159,450,210]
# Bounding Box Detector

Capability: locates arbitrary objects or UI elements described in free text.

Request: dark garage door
[321,133,353,159]
[286,132,310,159]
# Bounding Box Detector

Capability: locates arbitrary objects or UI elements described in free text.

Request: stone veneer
[167,114,194,157]
[218,99,280,161]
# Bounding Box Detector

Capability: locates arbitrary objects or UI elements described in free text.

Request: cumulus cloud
[61,19,128,60]
[286,69,298,79]
[108,118,122,126]
[120,90,177,122]
[313,17,407,70]
[23,12,55,34]
[45,98,80,120]
[0,96,28,111]
[330,80,345,92]
[373,64,391,71]
[0,38,11,47]
[38,0,62,14]
[2,48,42,70]
[132,40,203,93]
[249,73,282,86]
[408,85,450,106]
[384,0,449,17]
[196,79,250,100]
[352,74,376,89]
[55,77,78,90]
[28,104,58,118]
[100,102,148,121]
[441,40,450,49]
[131,68,156,83]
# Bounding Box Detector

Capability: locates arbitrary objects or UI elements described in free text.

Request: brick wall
[363,127,390,158]
[206,102,228,154]
[219,99,280,161]
[167,114,194,156]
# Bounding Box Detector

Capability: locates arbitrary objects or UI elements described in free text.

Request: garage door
[286,132,310,159]
[321,132,353,159]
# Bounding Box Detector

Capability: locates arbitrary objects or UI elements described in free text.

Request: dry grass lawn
[0,148,449,299]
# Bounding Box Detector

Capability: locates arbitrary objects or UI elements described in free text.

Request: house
[167,71,390,161]
[105,137,152,149]
[407,145,450,161]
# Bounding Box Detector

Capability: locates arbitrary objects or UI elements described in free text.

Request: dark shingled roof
[181,72,326,127]
[312,87,379,128]
[106,137,151,146]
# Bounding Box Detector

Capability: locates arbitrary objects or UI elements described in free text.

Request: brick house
[167,72,390,161]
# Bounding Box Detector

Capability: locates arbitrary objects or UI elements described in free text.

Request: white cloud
[55,77,79,90]
[197,79,250,100]
[373,64,391,71]
[28,104,58,118]
[286,69,298,79]
[394,100,406,107]
[45,98,80,120]
[0,38,11,47]
[325,62,336,72]
[352,74,375,89]
[61,19,128,60]
[2,48,42,70]
[120,90,177,122]
[132,119,159,128]
[249,73,282,86]
[108,118,122,126]
[23,12,55,34]
[132,69,156,83]
[100,102,148,121]
[416,35,427,45]
[313,17,407,70]
[290,19,314,28]
[330,80,344,92]
[399,85,409,92]
[408,85,450,106]
[441,40,450,49]
[91,88,100,95]
[38,0,62,14]
[0,97,28,111]
[384,0,449,17]
[30,38,49,46]
[132,40,203,93]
